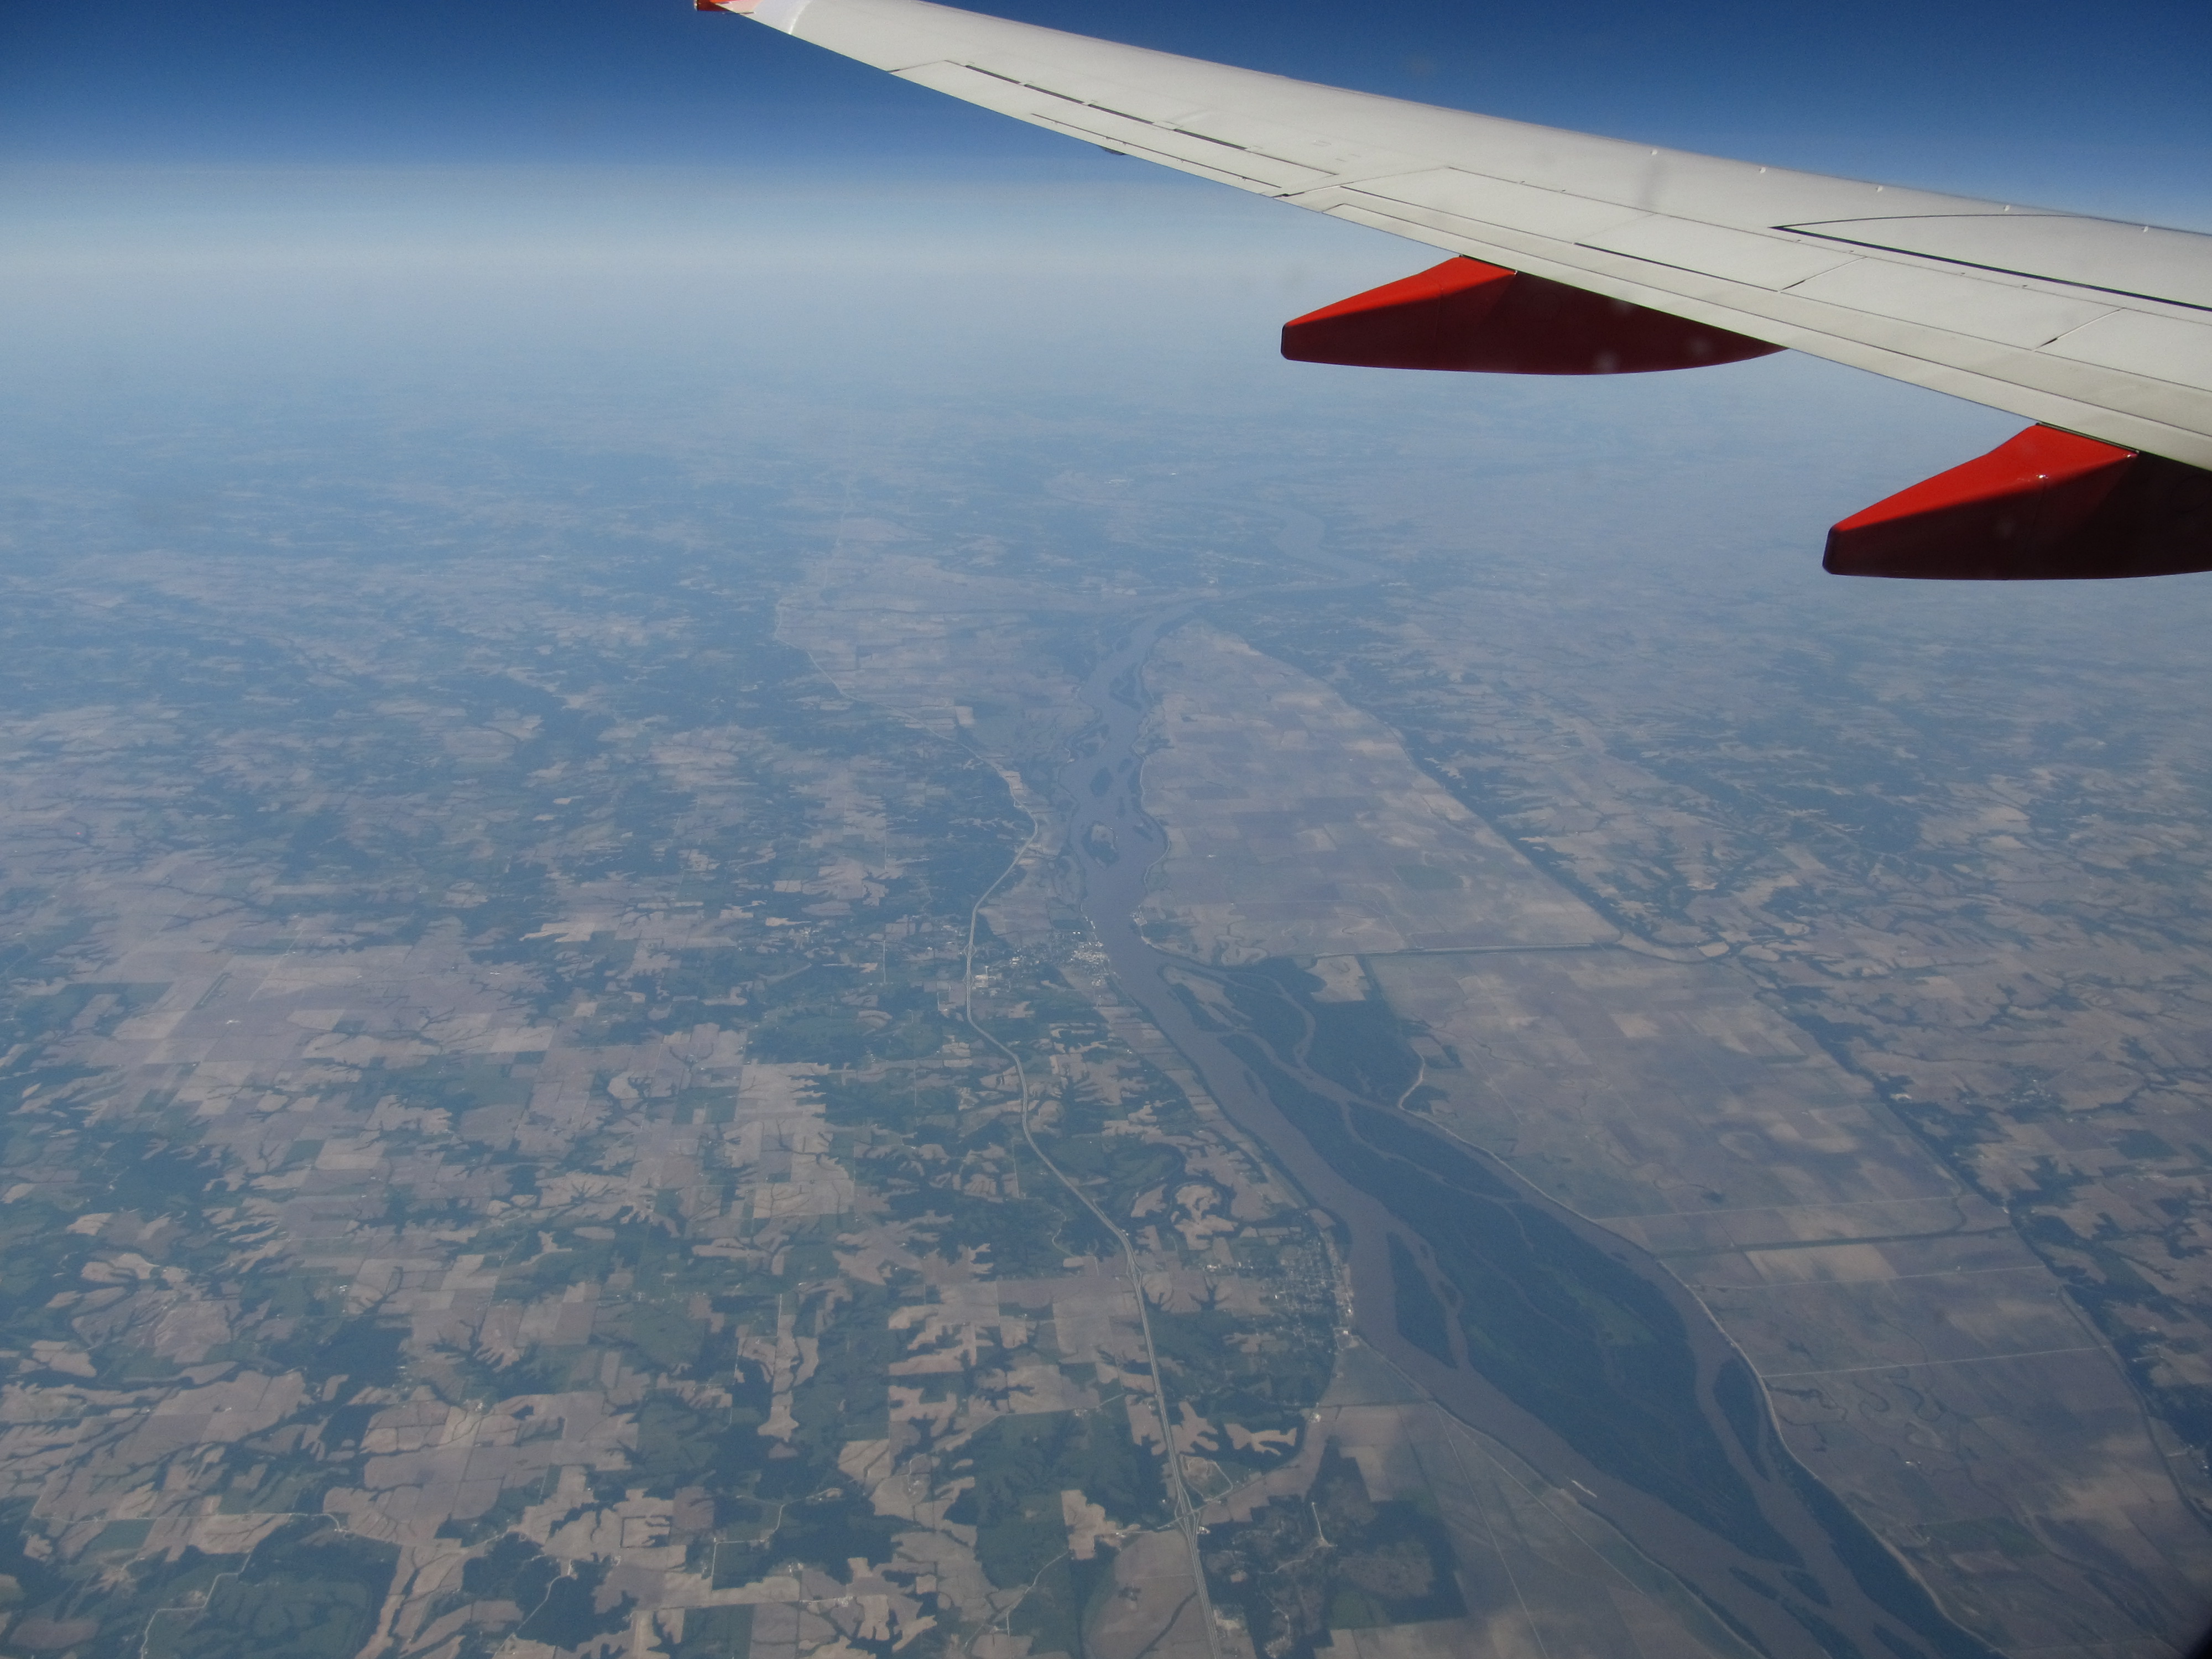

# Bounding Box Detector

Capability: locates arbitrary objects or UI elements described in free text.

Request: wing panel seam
[953,61,1321,172]
[1020,114,1305,191]
[1783,228,2212,316]
[1312,199,2212,466]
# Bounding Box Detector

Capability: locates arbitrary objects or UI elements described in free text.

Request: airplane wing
[701,0,2212,579]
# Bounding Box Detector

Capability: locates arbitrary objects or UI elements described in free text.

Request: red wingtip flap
[1283,258,1518,370]
[696,0,728,12]
[1281,257,1781,375]
[1824,426,2212,580]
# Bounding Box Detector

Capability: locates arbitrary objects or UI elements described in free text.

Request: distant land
[6,218,2212,1655]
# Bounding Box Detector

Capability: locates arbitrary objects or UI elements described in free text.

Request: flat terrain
[1134,628,1613,963]
[10,290,2212,1658]
[1133,620,2212,1657]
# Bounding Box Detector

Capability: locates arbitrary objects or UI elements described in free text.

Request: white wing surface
[711,0,2211,470]
[705,0,2212,577]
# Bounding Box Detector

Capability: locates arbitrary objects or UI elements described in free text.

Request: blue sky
[6,0,2210,222]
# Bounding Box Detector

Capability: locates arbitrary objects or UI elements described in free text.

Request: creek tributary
[1051,592,1992,1659]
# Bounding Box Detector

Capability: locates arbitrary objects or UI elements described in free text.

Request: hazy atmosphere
[6,1,2212,1656]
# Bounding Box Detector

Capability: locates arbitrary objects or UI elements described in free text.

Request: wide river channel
[1044,567,1990,1659]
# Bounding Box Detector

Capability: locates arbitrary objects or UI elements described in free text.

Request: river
[1045,533,1992,1659]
